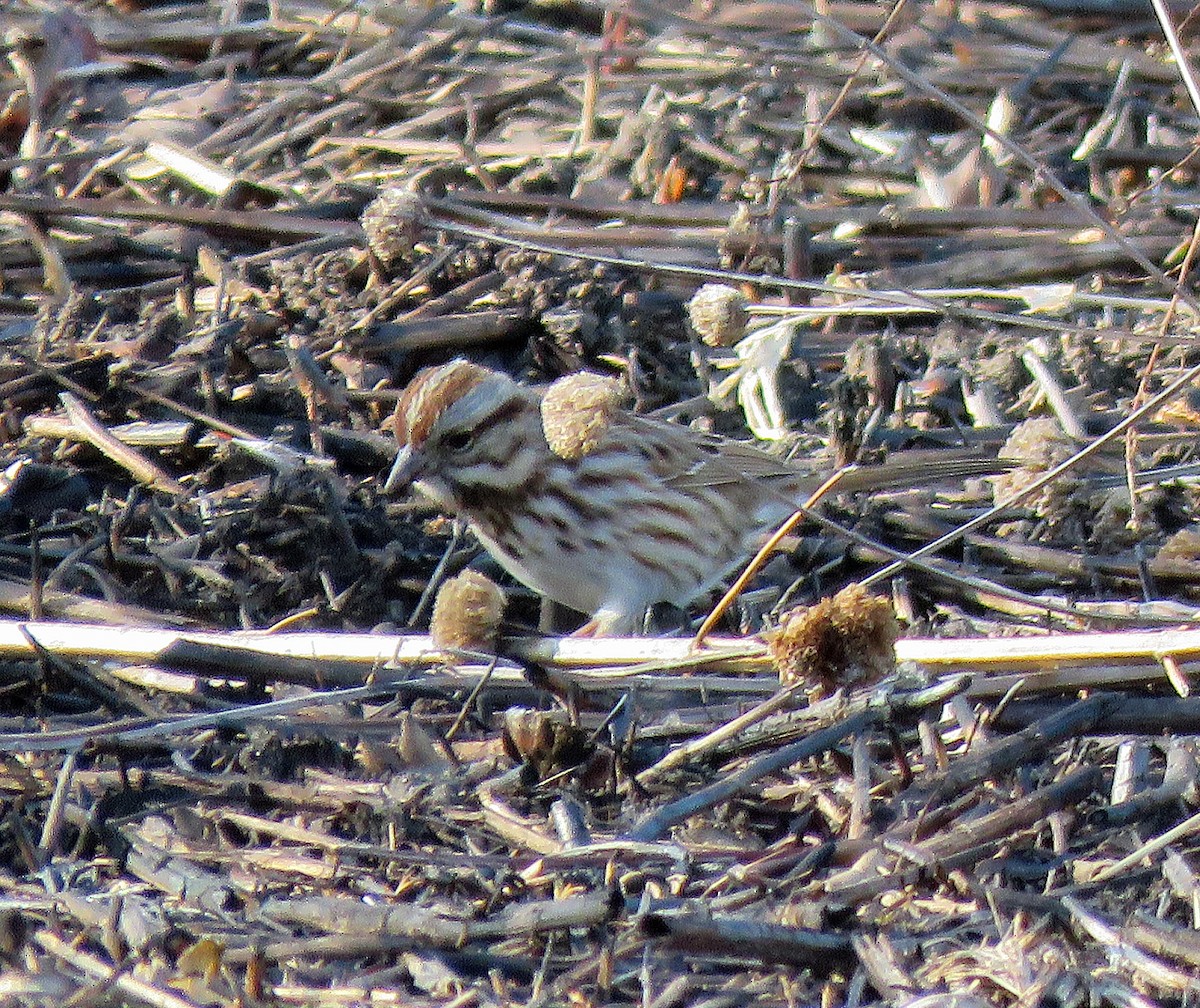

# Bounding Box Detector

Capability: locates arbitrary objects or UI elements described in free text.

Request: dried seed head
[686,283,749,347]
[765,584,899,699]
[991,417,1081,517]
[429,570,506,651]
[361,186,426,267]
[997,416,1074,469]
[541,372,626,460]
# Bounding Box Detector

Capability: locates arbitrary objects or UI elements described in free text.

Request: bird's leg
[572,617,602,637]
[572,605,635,637]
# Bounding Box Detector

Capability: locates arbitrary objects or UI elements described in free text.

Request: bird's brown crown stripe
[393,360,488,448]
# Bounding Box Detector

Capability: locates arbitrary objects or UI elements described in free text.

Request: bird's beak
[384,445,420,493]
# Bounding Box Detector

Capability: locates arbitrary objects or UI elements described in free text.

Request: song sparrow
[386,359,991,634]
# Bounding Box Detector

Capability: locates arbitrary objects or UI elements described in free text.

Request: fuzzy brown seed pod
[541,372,626,461]
[361,185,426,267]
[997,416,1075,470]
[686,283,749,347]
[990,416,1080,520]
[765,584,900,699]
[429,570,506,652]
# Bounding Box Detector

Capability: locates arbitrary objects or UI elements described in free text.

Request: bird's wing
[624,413,1007,494]
[624,413,808,488]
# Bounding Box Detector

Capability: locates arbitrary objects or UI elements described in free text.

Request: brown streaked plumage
[386,360,996,634]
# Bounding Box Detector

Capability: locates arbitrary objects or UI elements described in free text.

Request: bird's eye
[442,431,474,452]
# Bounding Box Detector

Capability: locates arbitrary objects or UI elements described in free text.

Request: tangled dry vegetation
[3,0,1200,1005]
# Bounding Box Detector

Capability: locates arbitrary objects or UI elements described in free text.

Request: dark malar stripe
[544,483,613,524]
